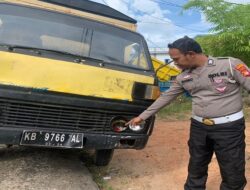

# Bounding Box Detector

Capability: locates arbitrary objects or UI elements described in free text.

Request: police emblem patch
[235,64,250,77]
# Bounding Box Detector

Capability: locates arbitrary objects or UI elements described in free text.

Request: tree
[183,0,250,65]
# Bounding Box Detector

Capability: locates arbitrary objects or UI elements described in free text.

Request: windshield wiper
[74,56,105,64]
[0,43,105,63]
[1,43,79,57]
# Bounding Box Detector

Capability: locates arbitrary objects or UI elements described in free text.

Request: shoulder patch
[235,63,250,77]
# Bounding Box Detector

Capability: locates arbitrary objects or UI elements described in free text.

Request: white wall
[149,47,170,63]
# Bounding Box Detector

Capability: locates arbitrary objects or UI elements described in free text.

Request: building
[149,47,170,63]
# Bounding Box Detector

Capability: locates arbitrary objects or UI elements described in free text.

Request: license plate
[20,131,84,148]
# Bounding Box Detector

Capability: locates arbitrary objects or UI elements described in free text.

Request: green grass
[87,165,115,190]
[79,150,115,190]
[158,95,192,120]
[243,107,250,121]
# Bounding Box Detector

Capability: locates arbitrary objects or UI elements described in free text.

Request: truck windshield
[0,4,150,70]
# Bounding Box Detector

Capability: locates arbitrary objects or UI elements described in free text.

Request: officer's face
[169,48,195,69]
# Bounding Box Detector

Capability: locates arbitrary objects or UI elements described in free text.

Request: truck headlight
[129,122,145,132]
[110,116,128,132]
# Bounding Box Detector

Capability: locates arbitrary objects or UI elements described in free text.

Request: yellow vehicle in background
[151,57,181,92]
[151,57,181,82]
[0,0,160,165]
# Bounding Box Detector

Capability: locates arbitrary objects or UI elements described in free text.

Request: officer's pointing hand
[126,117,143,126]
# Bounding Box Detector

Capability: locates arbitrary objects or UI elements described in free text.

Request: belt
[192,110,244,125]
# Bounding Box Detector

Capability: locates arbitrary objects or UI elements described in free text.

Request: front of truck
[0,1,159,165]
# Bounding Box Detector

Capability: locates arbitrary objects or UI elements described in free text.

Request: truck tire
[94,149,114,166]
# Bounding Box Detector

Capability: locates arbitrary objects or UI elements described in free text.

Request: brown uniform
[139,56,250,120]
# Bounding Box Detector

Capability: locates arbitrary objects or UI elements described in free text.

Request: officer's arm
[231,58,250,91]
[139,78,184,120]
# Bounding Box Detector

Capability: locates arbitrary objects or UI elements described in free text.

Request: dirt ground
[0,120,248,190]
[97,120,250,190]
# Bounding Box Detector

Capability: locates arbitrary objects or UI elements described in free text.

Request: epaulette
[217,57,230,60]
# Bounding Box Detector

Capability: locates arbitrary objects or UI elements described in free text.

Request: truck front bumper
[0,127,149,150]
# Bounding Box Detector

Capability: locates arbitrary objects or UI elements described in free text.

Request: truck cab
[0,0,160,166]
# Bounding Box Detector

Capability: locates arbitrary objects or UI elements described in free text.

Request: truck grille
[0,99,135,132]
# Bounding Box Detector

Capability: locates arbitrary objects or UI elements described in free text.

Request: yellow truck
[0,0,162,166]
[152,57,180,82]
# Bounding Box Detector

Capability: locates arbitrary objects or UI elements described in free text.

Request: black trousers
[184,118,247,190]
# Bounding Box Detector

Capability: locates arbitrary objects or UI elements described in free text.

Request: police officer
[127,36,250,190]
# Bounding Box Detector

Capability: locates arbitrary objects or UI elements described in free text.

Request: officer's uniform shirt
[139,57,250,120]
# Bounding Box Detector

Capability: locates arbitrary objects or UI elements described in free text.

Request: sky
[91,0,250,48]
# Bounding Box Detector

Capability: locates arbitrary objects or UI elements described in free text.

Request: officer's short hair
[168,36,202,54]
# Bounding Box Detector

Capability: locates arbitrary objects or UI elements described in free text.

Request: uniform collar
[186,56,214,75]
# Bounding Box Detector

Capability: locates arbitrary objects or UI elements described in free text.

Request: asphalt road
[0,145,99,190]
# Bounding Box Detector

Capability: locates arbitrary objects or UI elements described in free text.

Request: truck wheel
[6,144,13,148]
[94,149,114,166]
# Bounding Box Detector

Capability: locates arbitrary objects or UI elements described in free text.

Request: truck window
[124,43,148,69]
[0,4,151,70]
[0,15,90,56]
[90,31,149,70]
